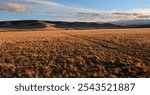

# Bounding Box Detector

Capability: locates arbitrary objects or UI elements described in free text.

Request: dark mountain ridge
[0,20,149,29]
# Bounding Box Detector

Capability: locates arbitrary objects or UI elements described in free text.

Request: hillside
[0,20,149,30]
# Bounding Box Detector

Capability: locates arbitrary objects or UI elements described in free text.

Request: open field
[0,28,150,78]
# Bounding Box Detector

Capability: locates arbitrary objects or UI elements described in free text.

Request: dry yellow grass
[0,28,150,78]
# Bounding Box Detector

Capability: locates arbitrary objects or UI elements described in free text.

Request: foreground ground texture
[0,28,150,78]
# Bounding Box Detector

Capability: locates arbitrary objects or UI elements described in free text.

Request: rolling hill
[0,20,149,30]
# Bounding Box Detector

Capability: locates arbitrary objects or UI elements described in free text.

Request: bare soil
[0,28,150,78]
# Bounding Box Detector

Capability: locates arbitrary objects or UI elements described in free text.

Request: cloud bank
[0,2,26,13]
[0,0,150,23]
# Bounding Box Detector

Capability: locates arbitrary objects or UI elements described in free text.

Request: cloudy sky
[0,0,150,23]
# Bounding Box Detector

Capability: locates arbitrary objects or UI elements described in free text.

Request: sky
[0,0,150,23]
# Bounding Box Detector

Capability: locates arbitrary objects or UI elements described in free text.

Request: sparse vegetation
[0,28,150,78]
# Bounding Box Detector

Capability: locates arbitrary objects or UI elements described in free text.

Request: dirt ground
[0,28,150,78]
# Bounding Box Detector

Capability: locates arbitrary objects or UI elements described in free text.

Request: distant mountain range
[0,20,150,29]
[114,19,150,25]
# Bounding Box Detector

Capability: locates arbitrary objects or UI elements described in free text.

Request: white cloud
[0,2,27,13]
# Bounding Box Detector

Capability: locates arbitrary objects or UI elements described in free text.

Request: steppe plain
[0,22,149,78]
